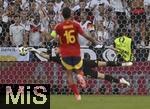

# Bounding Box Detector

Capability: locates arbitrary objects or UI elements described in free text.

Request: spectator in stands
[39,1,49,45]
[2,2,16,25]
[78,11,95,46]
[20,10,30,47]
[94,3,115,45]
[128,0,146,46]
[53,0,64,23]
[75,0,87,13]
[0,0,3,8]
[9,14,25,47]
[1,4,11,24]
[46,20,57,40]
[20,10,29,27]
[104,5,116,45]
[8,2,16,17]
[100,0,111,8]
[45,20,58,49]
[87,0,99,9]
[28,0,39,16]
[0,7,10,46]
[110,0,128,29]
[20,0,30,11]
[47,10,56,22]
[94,3,105,26]
[25,13,44,47]
[53,0,64,14]
[47,1,54,13]
[95,21,109,45]
[14,0,22,13]
[0,0,148,48]
[73,0,89,22]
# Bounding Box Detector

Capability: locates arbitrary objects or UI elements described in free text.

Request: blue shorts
[61,57,83,70]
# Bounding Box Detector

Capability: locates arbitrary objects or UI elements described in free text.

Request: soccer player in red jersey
[52,7,99,101]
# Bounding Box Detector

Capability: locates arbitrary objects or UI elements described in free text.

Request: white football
[19,47,28,56]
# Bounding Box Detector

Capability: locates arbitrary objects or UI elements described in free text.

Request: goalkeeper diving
[28,46,131,86]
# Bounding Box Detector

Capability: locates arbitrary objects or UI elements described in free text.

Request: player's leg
[66,70,81,101]
[61,57,82,101]
[72,57,86,88]
[83,62,130,86]
[97,72,130,86]
[84,60,133,68]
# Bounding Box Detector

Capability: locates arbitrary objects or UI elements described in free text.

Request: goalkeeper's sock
[69,84,80,95]
[106,61,122,66]
[104,75,120,83]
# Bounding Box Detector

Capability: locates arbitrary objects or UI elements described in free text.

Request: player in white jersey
[9,15,25,47]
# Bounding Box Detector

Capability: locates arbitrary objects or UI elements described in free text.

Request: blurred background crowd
[0,0,150,48]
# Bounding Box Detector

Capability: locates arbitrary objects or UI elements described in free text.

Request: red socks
[69,84,80,95]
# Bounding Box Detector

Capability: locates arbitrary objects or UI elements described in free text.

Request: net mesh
[0,61,150,95]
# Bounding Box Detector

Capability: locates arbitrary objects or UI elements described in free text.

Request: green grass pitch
[51,95,150,109]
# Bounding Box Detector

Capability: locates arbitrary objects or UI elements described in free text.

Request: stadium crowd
[0,0,150,47]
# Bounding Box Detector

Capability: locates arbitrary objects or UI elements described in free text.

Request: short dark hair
[62,7,71,19]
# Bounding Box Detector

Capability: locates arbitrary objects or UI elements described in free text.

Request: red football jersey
[55,20,84,57]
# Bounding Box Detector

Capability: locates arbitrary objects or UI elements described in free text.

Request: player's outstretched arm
[37,52,50,60]
[28,47,50,60]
